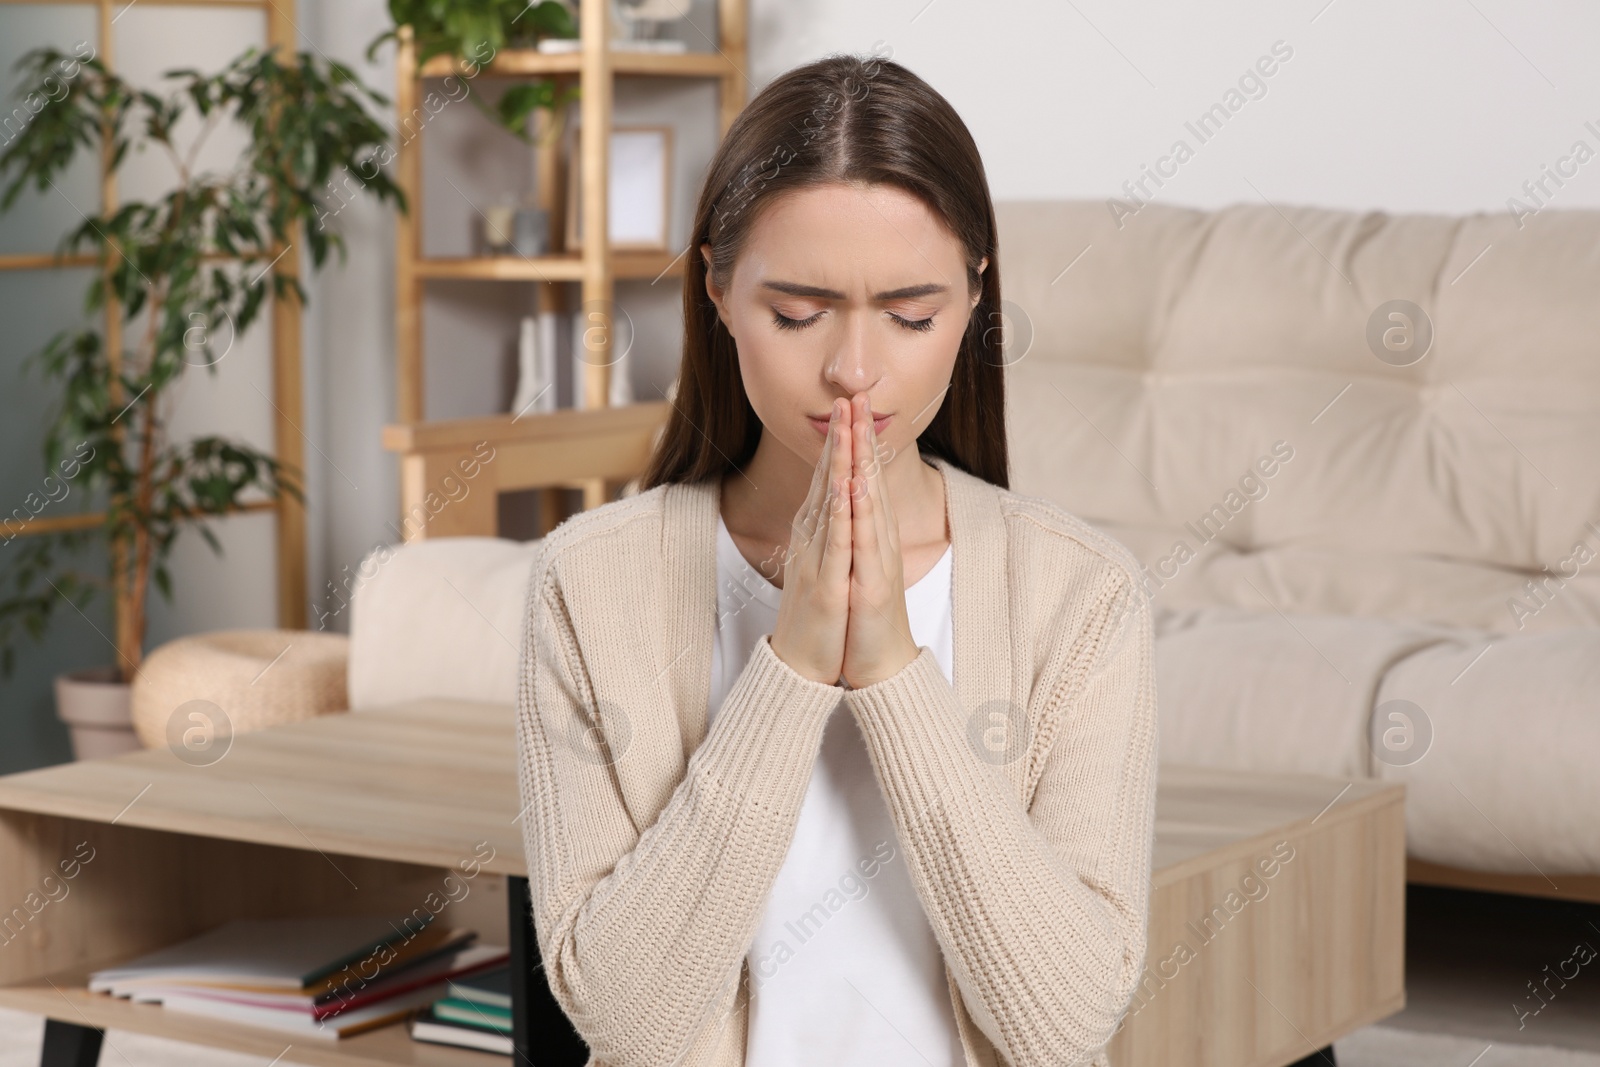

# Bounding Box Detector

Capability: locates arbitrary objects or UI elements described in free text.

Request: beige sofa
[996,198,1600,883]
[349,197,1600,889]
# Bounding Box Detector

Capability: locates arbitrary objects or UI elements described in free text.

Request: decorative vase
[511,207,549,257]
[480,201,515,256]
[53,665,141,760]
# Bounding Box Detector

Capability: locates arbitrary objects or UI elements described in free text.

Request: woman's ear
[701,243,730,330]
[971,255,989,309]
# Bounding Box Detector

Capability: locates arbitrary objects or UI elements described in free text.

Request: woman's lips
[809,414,891,435]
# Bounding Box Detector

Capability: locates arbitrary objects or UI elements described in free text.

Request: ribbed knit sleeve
[843,567,1158,1067]
[515,551,845,1067]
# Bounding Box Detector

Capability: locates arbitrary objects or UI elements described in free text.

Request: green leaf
[497,82,559,131]
[185,523,216,556]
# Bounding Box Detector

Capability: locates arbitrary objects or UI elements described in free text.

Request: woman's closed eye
[771,309,936,333]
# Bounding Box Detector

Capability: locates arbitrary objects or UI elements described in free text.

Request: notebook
[88,915,436,993]
[98,922,470,999]
[446,962,511,1010]
[129,942,507,1020]
[411,1007,514,1054]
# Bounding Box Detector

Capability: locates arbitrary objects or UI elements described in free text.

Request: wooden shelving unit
[0,0,308,628]
[385,0,748,538]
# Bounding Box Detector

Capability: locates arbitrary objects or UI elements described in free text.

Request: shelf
[390,0,747,493]
[0,248,278,273]
[383,400,669,453]
[0,252,97,271]
[417,47,738,80]
[2,499,277,542]
[383,403,670,533]
[0,970,507,1067]
[414,251,684,282]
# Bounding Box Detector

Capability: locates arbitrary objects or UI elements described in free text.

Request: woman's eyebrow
[760,279,949,301]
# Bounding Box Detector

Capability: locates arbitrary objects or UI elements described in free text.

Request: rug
[2,1008,1598,1066]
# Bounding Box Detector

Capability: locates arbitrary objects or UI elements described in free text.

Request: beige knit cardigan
[514,454,1159,1067]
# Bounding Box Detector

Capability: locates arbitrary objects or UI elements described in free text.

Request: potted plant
[367,0,581,144]
[0,43,405,758]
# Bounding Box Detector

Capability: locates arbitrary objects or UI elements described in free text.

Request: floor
[1383,884,1600,1054]
[1339,1026,1600,1067]
[0,885,1596,1065]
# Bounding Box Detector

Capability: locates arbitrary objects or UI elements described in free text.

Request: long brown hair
[636,50,1009,491]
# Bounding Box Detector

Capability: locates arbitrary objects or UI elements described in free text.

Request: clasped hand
[768,394,923,690]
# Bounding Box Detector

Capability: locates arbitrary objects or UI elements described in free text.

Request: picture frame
[565,125,673,253]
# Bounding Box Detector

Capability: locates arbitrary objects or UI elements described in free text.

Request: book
[156,980,448,1039]
[101,923,472,1000]
[127,943,507,1021]
[447,962,511,1010]
[433,995,512,1033]
[88,915,435,993]
[410,1007,514,1055]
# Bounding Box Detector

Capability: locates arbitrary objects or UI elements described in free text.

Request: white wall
[811,0,1599,215]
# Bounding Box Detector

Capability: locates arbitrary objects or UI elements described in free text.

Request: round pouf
[131,629,350,752]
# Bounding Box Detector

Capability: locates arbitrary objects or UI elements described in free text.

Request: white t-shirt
[708,512,962,1067]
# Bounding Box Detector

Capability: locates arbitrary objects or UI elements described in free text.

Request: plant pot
[54,665,142,760]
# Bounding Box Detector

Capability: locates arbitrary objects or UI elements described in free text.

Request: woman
[515,51,1158,1067]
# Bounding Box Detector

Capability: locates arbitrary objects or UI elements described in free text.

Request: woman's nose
[823,313,881,392]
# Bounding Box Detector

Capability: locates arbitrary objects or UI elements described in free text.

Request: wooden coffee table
[1110,765,1405,1066]
[0,701,1403,1067]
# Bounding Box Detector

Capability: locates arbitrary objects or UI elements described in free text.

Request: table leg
[507,874,588,1066]
[39,1019,102,1067]
[1288,1048,1336,1066]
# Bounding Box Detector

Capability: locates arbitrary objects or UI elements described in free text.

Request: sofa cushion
[1152,601,1600,873]
[1150,602,1451,780]
[1375,626,1600,874]
[1097,518,1600,636]
[997,200,1600,628]
[347,536,541,710]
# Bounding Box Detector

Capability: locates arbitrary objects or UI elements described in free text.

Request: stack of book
[88,914,508,1039]
[409,962,513,1054]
